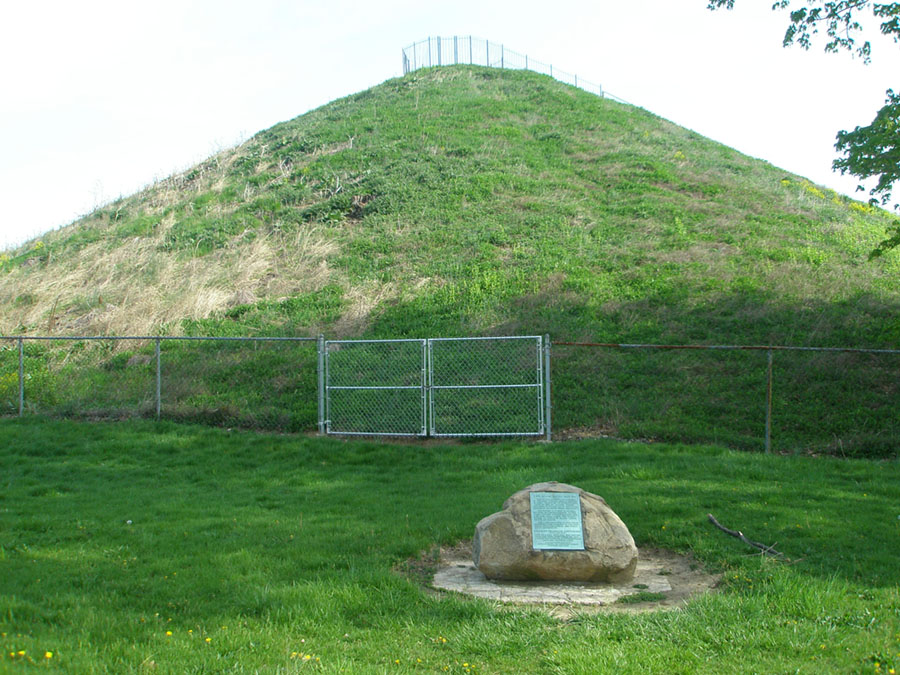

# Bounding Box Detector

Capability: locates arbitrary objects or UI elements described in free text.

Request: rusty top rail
[552,341,900,355]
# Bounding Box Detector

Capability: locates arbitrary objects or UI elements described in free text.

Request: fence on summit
[401,36,630,105]
[2,334,900,454]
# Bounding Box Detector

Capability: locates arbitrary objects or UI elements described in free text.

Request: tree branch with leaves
[709,1,900,254]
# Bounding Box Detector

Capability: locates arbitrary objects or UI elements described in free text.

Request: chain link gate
[318,335,550,439]
[428,336,548,437]
[320,339,427,436]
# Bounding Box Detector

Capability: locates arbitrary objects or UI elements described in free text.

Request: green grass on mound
[1,418,898,672]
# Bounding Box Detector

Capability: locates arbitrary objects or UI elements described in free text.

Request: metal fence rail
[401,36,630,105]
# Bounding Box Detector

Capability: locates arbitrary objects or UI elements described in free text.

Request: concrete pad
[431,546,719,615]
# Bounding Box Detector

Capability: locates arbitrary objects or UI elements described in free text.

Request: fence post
[575,74,578,88]
[317,334,326,434]
[428,36,432,67]
[437,35,442,66]
[454,35,458,64]
[423,339,430,437]
[155,338,161,420]
[544,335,552,441]
[765,349,773,453]
[469,35,472,64]
[501,44,504,68]
[525,54,528,70]
[486,40,489,66]
[18,337,24,417]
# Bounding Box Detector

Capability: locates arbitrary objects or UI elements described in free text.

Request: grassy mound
[2,66,899,454]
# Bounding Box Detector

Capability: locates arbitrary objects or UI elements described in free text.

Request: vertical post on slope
[469,35,472,64]
[423,339,430,437]
[550,64,553,78]
[17,337,24,417]
[454,35,458,64]
[765,349,773,454]
[525,54,528,70]
[317,335,326,434]
[544,335,552,442]
[155,337,161,420]
[428,36,432,67]
[501,44,504,68]
[575,74,578,88]
[486,40,489,66]
[437,35,442,66]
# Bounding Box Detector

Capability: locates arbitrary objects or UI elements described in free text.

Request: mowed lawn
[1,417,898,673]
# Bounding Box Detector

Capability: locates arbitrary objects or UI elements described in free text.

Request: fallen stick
[707,514,782,557]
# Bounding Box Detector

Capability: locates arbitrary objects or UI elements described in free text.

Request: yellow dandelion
[165,631,172,637]
[17,651,25,656]
[205,638,211,644]
[45,651,53,659]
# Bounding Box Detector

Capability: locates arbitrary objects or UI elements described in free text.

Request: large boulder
[472,482,637,582]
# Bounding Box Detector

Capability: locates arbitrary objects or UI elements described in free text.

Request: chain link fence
[552,342,900,457]
[401,36,630,105]
[4,334,900,455]
[0,336,318,431]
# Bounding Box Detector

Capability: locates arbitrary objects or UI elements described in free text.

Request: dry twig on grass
[707,513,783,557]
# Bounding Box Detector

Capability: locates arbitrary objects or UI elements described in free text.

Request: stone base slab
[432,547,719,613]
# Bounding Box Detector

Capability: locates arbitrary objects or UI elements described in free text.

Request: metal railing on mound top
[401,36,630,105]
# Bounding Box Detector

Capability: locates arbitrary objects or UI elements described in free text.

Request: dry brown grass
[0,225,338,336]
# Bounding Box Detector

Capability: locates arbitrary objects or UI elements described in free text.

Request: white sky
[1,0,897,251]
